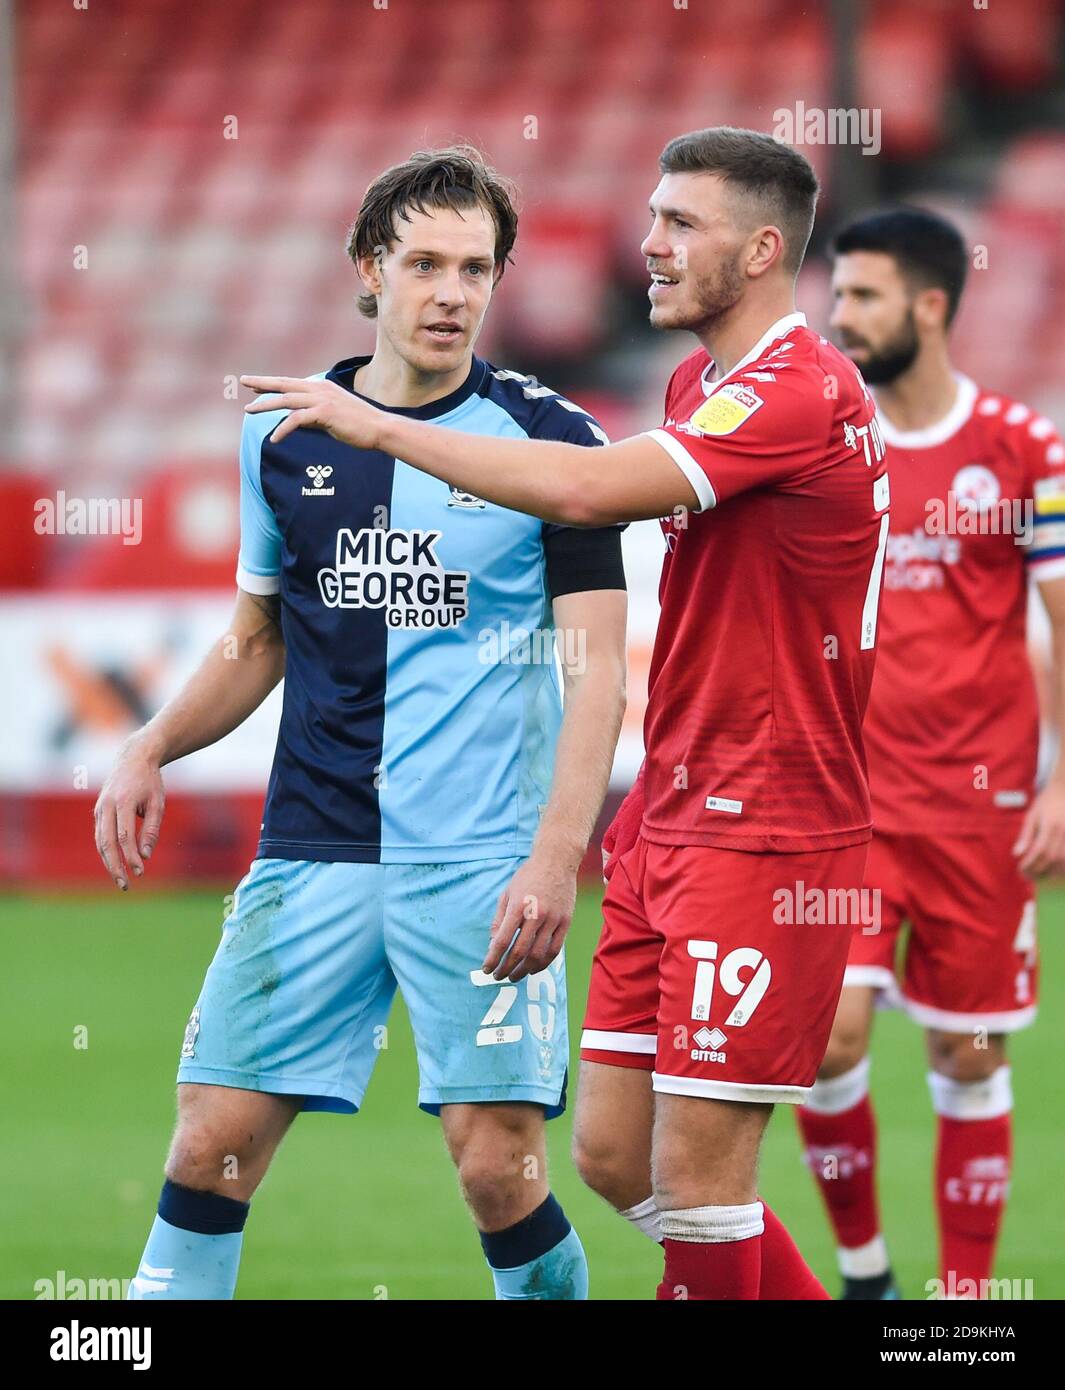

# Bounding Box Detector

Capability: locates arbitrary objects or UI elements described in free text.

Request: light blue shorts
[176,857,568,1117]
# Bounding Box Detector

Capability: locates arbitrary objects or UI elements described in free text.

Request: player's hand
[240,376,386,450]
[602,771,645,882]
[1013,780,1065,878]
[93,738,166,890]
[483,847,579,983]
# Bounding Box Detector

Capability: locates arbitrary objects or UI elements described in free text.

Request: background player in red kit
[798,208,1065,1299]
[238,127,889,1301]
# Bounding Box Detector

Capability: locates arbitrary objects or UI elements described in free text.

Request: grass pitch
[3,882,1061,1299]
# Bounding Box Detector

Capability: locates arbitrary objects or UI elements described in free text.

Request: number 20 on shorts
[469,967,558,1046]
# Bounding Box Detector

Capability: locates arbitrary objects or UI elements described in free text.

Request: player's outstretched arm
[93,588,285,891]
[240,375,700,525]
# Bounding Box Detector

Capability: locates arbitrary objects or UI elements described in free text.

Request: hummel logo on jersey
[447,486,486,509]
[318,527,469,629]
[302,465,335,496]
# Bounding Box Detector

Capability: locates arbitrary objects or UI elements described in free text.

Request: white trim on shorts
[843,964,896,991]
[899,995,1037,1034]
[651,1071,809,1105]
[580,1028,657,1055]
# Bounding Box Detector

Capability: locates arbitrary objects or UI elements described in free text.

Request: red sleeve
[646,370,834,511]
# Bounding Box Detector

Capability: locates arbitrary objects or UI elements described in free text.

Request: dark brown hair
[346,145,519,318]
[834,207,968,324]
[659,126,820,276]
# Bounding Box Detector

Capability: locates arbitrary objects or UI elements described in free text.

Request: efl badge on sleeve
[688,383,764,436]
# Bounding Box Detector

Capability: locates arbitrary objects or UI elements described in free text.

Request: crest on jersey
[181,1006,200,1060]
[950,464,1000,513]
[687,382,764,437]
[447,487,486,509]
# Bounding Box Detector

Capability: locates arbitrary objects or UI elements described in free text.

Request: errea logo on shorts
[691,1025,728,1064]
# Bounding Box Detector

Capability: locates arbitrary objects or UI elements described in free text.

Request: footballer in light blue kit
[94,148,627,1300]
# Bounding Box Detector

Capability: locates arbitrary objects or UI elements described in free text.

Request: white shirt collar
[701,311,808,396]
[873,373,978,449]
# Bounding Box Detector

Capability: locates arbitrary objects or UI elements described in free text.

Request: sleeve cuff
[1027,555,1065,581]
[236,564,281,595]
[644,429,716,512]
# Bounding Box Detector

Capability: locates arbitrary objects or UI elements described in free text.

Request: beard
[841,311,920,384]
[651,254,745,333]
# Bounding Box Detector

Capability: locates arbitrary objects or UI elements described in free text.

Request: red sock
[797,1093,880,1251]
[935,1112,1012,1292]
[658,1236,761,1300]
[657,1204,764,1300]
[758,1203,830,1300]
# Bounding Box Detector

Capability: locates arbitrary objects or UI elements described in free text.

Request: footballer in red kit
[581,315,887,1107]
[797,208,1065,1302]
[241,127,888,1301]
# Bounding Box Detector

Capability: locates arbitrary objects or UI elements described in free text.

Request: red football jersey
[641,312,888,852]
[862,375,1065,834]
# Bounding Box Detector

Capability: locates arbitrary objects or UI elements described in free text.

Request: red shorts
[846,831,1038,1032]
[580,835,870,1104]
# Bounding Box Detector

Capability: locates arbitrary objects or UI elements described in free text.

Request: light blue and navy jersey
[237,354,625,863]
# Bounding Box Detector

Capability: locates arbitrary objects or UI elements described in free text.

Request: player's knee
[817,1039,867,1078]
[928,1030,1004,1083]
[571,1128,639,1209]
[445,1105,545,1227]
[818,1024,869,1080]
[165,1092,270,1198]
[456,1147,535,1228]
[164,1125,237,1195]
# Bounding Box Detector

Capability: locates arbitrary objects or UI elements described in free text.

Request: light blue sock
[480,1195,589,1300]
[128,1181,248,1300]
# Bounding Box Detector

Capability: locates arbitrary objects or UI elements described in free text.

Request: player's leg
[646,841,867,1300]
[797,830,906,1299]
[798,984,896,1297]
[571,1060,657,1230]
[130,1084,301,1299]
[652,1091,772,1299]
[439,1100,586,1299]
[388,858,585,1299]
[926,1029,1010,1298]
[900,834,1036,1298]
[574,835,664,1243]
[130,859,395,1299]
[575,838,828,1299]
